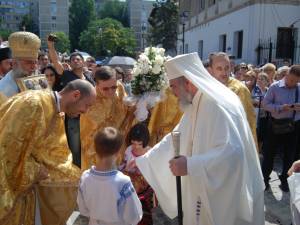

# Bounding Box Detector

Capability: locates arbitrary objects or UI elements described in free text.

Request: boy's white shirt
[77,167,143,225]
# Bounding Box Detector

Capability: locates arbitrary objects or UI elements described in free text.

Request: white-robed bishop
[136,52,265,225]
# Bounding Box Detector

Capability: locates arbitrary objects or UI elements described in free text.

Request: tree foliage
[69,0,96,51]
[19,14,38,34]
[0,29,11,41]
[148,0,178,53]
[98,0,129,27]
[79,18,136,58]
[53,32,71,53]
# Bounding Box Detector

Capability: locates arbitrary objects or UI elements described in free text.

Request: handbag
[271,87,298,134]
[271,118,295,134]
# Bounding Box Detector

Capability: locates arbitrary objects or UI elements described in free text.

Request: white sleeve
[77,178,90,217]
[136,134,178,219]
[121,182,143,225]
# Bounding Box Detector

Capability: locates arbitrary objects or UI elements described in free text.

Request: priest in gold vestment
[148,87,183,146]
[0,92,7,105]
[0,32,41,99]
[80,66,135,170]
[208,52,258,151]
[0,80,96,225]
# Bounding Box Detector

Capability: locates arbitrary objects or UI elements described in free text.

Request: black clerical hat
[0,47,11,62]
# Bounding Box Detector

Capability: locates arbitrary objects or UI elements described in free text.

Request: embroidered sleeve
[119,181,143,225]
[77,177,89,217]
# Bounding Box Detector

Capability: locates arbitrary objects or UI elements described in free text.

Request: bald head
[59,80,96,117]
[61,79,96,98]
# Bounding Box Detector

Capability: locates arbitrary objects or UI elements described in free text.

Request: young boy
[77,127,143,225]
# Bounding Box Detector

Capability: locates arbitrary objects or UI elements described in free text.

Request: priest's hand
[37,164,49,181]
[169,156,187,176]
[288,160,300,176]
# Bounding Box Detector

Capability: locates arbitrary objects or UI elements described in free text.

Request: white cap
[165,53,200,80]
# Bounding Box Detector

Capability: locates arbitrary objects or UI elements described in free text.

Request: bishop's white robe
[136,91,265,225]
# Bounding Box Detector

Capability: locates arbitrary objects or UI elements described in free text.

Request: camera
[48,34,58,42]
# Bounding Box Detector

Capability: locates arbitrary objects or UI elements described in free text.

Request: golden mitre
[8,31,41,59]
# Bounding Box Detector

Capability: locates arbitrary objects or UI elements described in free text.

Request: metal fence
[256,39,300,66]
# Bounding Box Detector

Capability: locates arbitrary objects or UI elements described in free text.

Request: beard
[178,89,193,112]
[12,67,34,78]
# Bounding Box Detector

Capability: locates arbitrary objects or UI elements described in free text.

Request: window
[179,45,183,54]
[51,2,57,16]
[208,0,216,7]
[198,40,203,59]
[276,27,293,59]
[219,34,226,52]
[233,30,243,59]
[185,43,189,53]
[199,0,205,11]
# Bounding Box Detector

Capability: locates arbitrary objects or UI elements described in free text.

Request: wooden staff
[171,131,183,225]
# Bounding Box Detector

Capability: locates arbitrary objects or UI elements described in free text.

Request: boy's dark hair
[94,127,123,157]
[127,123,150,148]
[94,66,116,83]
[289,65,300,77]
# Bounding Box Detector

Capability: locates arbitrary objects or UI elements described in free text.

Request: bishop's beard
[178,92,193,112]
[12,67,35,78]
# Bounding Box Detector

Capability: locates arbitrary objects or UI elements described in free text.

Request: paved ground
[68,156,292,225]
[264,156,292,225]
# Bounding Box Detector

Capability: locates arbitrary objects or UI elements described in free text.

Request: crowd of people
[0,31,299,225]
[211,57,300,192]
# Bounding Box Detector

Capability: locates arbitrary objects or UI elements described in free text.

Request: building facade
[0,0,31,31]
[127,0,154,51]
[178,0,300,65]
[0,0,69,48]
[34,0,69,48]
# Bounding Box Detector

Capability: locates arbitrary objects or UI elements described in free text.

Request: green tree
[0,29,11,41]
[53,32,71,53]
[98,0,129,27]
[69,0,96,51]
[148,0,178,53]
[19,14,38,34]
[79,18,136,58]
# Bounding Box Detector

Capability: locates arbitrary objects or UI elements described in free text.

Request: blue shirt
[0,71,20,97]
[263,79,300,121]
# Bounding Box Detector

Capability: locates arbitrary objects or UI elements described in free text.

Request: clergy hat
[0,47,11,62]
[8,32,41,59]
[165,53,200,80]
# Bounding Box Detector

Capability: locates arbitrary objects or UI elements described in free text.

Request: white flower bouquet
[125,47,169,121]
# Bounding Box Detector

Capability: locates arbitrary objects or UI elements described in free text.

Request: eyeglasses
[102,86,117,91]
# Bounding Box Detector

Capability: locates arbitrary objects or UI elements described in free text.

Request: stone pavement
[68,156,292,225]
[264,156,292,225]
